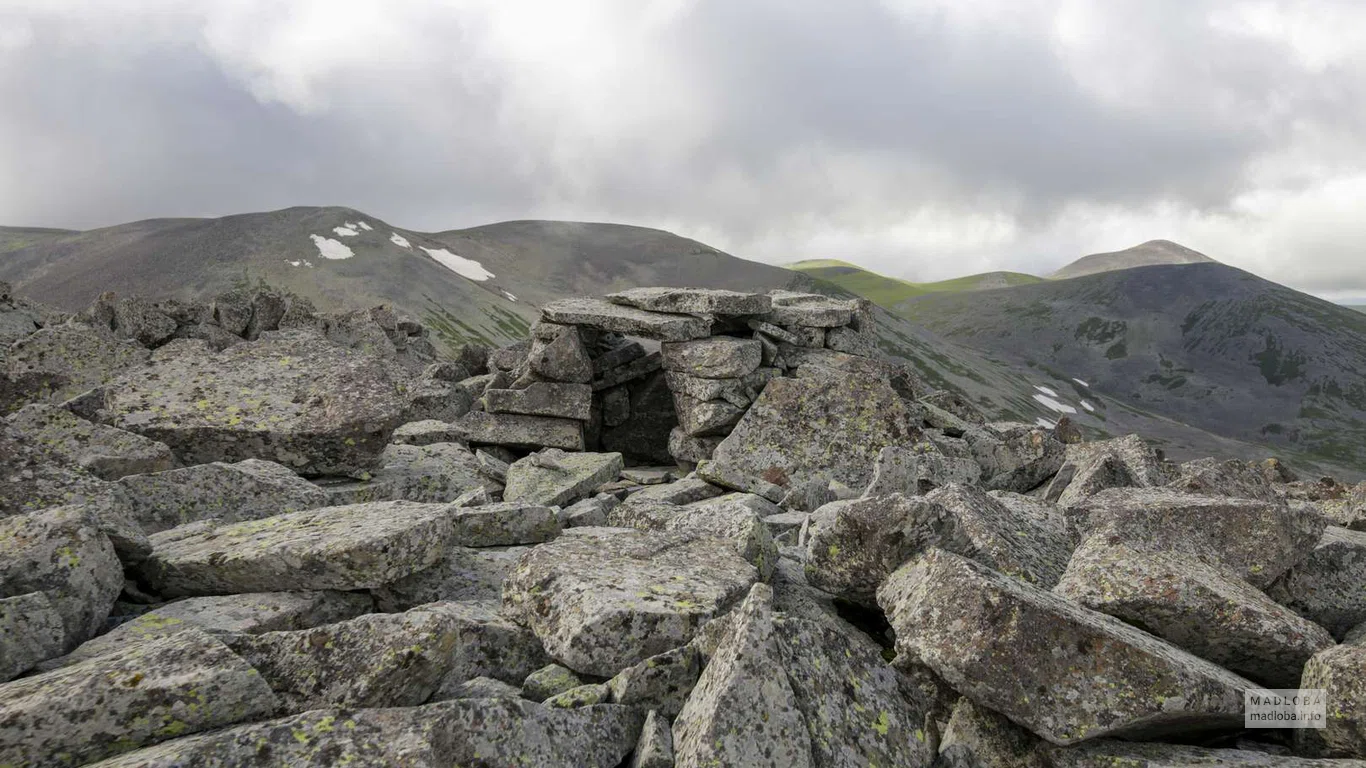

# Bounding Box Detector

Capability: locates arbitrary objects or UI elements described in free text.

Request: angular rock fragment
[1170,456,1281,502]
[442,676,521,699]
[503,527,759,676]
[0,422,111,517]
[593,338,646,375]
[486,381,593,420]
[433,698,645,768]
[696,459,786,502]
[542,298,711,341]
[5,324,149,404]
[0,628,279,768]
[1072,488,1325,588]
[863,444,982,496]
[926,483,1072,589]
[970,424,1065,493]
[607,644,701,719]
[114,458,328,534]
[1055,536,1335,687]
[760,291,857,327]
[877,549,1253,745]
[0,592,66,682]
[668,426,723,463]
[0,505,123,650]
[368,442,502,502]
[523,663,585,702]
[1295,644,1366,759]
[824,325,878,356]
[504,449,624,507]
[592,350,663,390]
[139,501,470,596]
[626,477,727,506]
[630,709,676,768]
[1043,434,1173,505]
[607,287,771,316]
[6,403,175,480]
[1049,740,1365,766]
[661,336,762,378]
[390,419,464,445]
[1266,526,1366,639]
[453,410,585,451]
[528,324,593,383]
[708,371,920,493]
[376,545,531,608]
[673,392,746,436]
[937,698,1047,768]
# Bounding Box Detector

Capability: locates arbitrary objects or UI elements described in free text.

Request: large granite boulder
[374,545,532,607]
[1266,526,1366,639]
[0,592,66,682]
[114,458,328,534]
[878,549,1254,745]
[99,331,411,476]
[504,449,624,507]
[5,324,149,405]
[1295,644,1366,759]
[6,403,175,480]
[0,421,111,518]
[503,528,759,677]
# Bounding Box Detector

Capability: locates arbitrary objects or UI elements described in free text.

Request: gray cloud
[2,0,1365,294]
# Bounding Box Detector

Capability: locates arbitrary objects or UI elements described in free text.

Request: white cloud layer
[2,0,1365,296]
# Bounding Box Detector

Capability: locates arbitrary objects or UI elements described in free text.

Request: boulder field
[1,281,1365,766]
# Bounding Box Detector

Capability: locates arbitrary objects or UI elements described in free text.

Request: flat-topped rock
[504,449,624,507]
[759,291,858,327]
[661,337,762,379]
[878,548,1254,746]
[5,324,149,404]
[453,410,585,451]
[542,298,711,341]
[114,458,329,534]
[606,287,772,316]
[391,419,464,445]
[485,381,593,420]
[1266,526,1366,639]
[0,422,111,517]
[6,403,175,480]
[367,442,502,503]
[375,545,531,607]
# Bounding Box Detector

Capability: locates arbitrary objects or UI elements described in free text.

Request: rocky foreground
[2,281,1366,766]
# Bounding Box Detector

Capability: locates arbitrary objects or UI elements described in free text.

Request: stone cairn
[2,281,1366,766]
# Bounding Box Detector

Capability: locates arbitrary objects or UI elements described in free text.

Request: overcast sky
[2,1,1365,297]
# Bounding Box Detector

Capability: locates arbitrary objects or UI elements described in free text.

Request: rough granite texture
[6,403,175,480]
[114,458,329,534]
[542,298,711,341]
[453,410,585,451]
[0,592,66,681]
[504,449,624,507]
[606,287,771,316]
[1266,525,1366,640]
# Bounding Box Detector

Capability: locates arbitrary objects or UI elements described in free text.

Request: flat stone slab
[376,546,532,608]
[505,449,624,507]
[485,382,593,421]
[6,403,174,480]
[542,298,711,341]
[5,324,149,404]
[0,628,279,768]
[759,291,857,327]
[368,442,503,503]
[606,287,772,316]
[432,698,645,768]
[138,501,470,596]
[926,483,1072,589]
[1296,644,1366,759]
[503,527,759,677]
[661,337,762,379]
[665,368,778,406]
[114,458,329,534]
[391,419,464,446]
[453,410,585,451]
[877,548,1254,746]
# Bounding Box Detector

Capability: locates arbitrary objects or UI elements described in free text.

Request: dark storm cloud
[2,1,1365,292]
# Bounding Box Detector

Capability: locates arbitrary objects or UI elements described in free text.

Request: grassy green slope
[787,259,1043,308]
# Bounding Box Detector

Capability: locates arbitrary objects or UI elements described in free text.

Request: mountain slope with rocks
[3,281,1366,766]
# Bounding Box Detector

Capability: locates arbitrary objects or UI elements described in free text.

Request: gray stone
[453,410,585,451]
[593,351,664,391]
[528,325,593,384]
[1170,457,1281,502]
[864,444,983,496]
[0,505,122,651]
[661,337,762,379]
[543,298,712,341]
[101,331,411,476]
[523,663,585,701]
[0,421,112,517]
[375,546,531,608]
[445,500,561,547]
[878,548,1254,746]
[602,385,631,426]
[926,483,1073,589]
[607,644,701,719]
[138,501,474,596]
[6,404,174,480]
[1044,434,1174,504]
[1266,526,1366,639]
[0,592,65,682]
[486,381,593,420]
[114,458,328,534]
[0,628,279,768]
[1295,644,1366,759]
[1072,488,1325,588]
[503,527,759,677]
[606,287,771,316]
[760,291,857,327]
[559,495,615,528]
[631,709,676,768]
[920,390,989,425]
[369,442,502,502]
[593,339,647,375]
[443,676,521,699]
[431,698,645,767]
[672,584,814,767]
[416,600,553,693]
[543,681,613,708]
[475,447,510,482]
[45,590,374,670]
[785,325,826,347]
[661,493,780,580]
[696,459,787,502]
[970,424,1066,493]
[673,392,746,437]
[490,338,532,371]
[5,324,149,405]
[391,419,463,445]
[505,449,624,507]
[1056,536,1336,687]
[668,426,723,463]
[708,371,920,493]
[403,376,473,423]
[622,467,678,485]
[624,477,726,506]
[665,367,779,405]
[1050,740,1366,766]
[824,325,878,356]
[937,698,1047,768]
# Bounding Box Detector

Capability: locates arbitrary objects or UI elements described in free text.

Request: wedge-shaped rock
[661,337,762,378]
[760,291,857,327]
[631,709,676,768]
[114,458,328,534]
[804,494,967,605]
[101,332,410,476]
[673,392,746,437]
[486,381,593,420]
[970,424,1065,493]
[0,592,65,682]
[86,706,449,767]
[139,501,467,596]
[607,644,701,719]
[628,476,727,506]
[503,527,759,677]
[1055,536,1335,687]
[528,324,592,383]
[1266,525,1366,639]
[1050,740,1366,766]
[863,444,982,496]
[504,449,624,507]
[453,410,585,451]
[1170,457,1280,502]
[668,426,723,463]
[696,459,786,502]
[665,367,778,405]
[673,584,813,767]
[937,698,1048,768]
[0,422,110,517]
[878,549,1253,745]
[927,483,1072,589]
[5,324,149,404]
[662,493,779,581]
[708,371,920,493]
[423,600,552,694]
[1043,434,1173,505]
[227,602,476,712]
[434,698,645,767]
[0,628,279,768]
[776,612,937,767]
[542,298,711,341]
[0,505,122,650]
[607,287,771,316]
[1071,488,1325,588]
[375,545,531,608]
[6,403,174,480]
[367,442,503,502]
[47,590,374,670]
[1296,645,1366,759]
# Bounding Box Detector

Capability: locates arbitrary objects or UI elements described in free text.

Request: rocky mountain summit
[2,281,1366,766]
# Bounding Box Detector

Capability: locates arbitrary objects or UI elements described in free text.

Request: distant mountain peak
[1052,240,1216,280]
